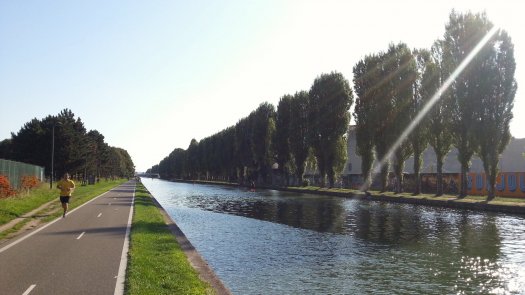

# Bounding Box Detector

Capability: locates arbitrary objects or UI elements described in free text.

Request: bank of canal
[142,178,525,295]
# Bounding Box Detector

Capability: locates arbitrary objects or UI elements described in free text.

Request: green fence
[0,159,45,189]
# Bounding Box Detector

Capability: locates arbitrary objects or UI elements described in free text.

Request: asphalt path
[0,181,135,295]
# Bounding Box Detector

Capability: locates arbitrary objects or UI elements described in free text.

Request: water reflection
[142,179,525,295]
[174,189,348,233]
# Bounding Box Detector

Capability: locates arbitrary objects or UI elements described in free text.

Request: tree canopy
[0,109,135,180]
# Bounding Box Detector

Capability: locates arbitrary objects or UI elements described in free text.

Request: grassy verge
[125,183,213,295]
[288,186,525,206]
[0,185,57,225]
[0,179,127,226]
[168,179,525,207]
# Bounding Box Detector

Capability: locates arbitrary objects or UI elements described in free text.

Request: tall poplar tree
[186,138,199,179]
[373,49,398,192]
[289,91,310,185]
[250,102,276,184]
[443,11,491,197]
[474,29,517,200]
[353,54,381,191]
[308,72,353,187]
[424,42,454,196]
[410,49,431,195]
[275,95,293,185]
[388,43,417,193]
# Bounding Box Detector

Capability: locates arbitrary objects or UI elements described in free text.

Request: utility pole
[50,124,55,189]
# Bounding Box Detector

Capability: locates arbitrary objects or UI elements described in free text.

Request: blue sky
[1,0,523,172]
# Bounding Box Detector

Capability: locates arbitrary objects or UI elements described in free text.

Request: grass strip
[288,186,525,205]
[126,183,213,295]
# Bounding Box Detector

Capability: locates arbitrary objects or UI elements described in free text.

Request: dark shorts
[60,196,70,204]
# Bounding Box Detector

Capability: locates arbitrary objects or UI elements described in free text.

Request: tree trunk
[436,154,444,196]
[361,152,373,192]
[319,173,326,188]
[296,163,305,186]
[487,164,497,201]
[413,151,422,195]
[318,160,326,188]
[459,163,468,198]
[327,168,335,188]
[380,163,389,192]
[393,159,404,194]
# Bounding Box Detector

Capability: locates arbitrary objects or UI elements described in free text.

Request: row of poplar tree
[149,72,352,188]
[0,109,135,181]
[150,11,516,200]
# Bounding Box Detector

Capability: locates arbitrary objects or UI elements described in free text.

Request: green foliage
[473,28,516,199]
[155,103,275,185]
[3,109,134,179]
[354,44,416,192]
[442,11,511,197]
[423,42,454,195]
[250,103,276,183]
[274,94,293,180]
[308,72,353,187]
[372,48,400,191]
[0,139,12,159]
[410,49,432,194]
[186,139,200,179]
[387,43,417,193]
[302,179,309,187]
[289,91,310,184]
[353,54,381,190]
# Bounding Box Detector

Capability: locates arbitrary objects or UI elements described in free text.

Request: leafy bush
[21,175,40,190]
[302,179,310,187]
[0,175,15,198]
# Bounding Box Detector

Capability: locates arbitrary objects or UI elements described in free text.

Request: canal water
[141,178,525,295]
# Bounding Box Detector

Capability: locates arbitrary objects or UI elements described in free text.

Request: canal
[141,178,525,295]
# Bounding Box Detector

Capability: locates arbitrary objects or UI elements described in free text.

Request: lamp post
[50,122,62,189]
[50,124,56,189]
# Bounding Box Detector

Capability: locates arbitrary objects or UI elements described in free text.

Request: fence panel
[0,159,45,189]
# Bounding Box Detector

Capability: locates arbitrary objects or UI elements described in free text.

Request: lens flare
[360,25,500,192]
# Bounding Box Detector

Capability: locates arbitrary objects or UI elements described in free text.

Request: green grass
[0,185,57,225]
[125,184,213,295]
[0,179,127,226]
[287,185,525,206]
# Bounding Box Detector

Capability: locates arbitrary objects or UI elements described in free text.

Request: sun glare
[360,25,501,191]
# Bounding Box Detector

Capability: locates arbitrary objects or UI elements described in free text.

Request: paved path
[0,181,135,295]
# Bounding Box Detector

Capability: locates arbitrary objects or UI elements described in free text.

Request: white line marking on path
[97,213,102,218]
[0,190,112,254]
[22,284,36,295]
[76,232,86,240]
[114,185,135,295]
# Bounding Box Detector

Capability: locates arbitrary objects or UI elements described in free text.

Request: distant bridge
[136,173,160,178]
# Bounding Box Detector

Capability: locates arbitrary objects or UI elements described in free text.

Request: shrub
[0,175,15,198]
[302,179,310,187]
[21,175,40,190]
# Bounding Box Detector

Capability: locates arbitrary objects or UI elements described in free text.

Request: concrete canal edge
[149,195,233,295]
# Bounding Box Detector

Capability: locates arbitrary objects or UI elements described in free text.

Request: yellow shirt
[57,179,75,196]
